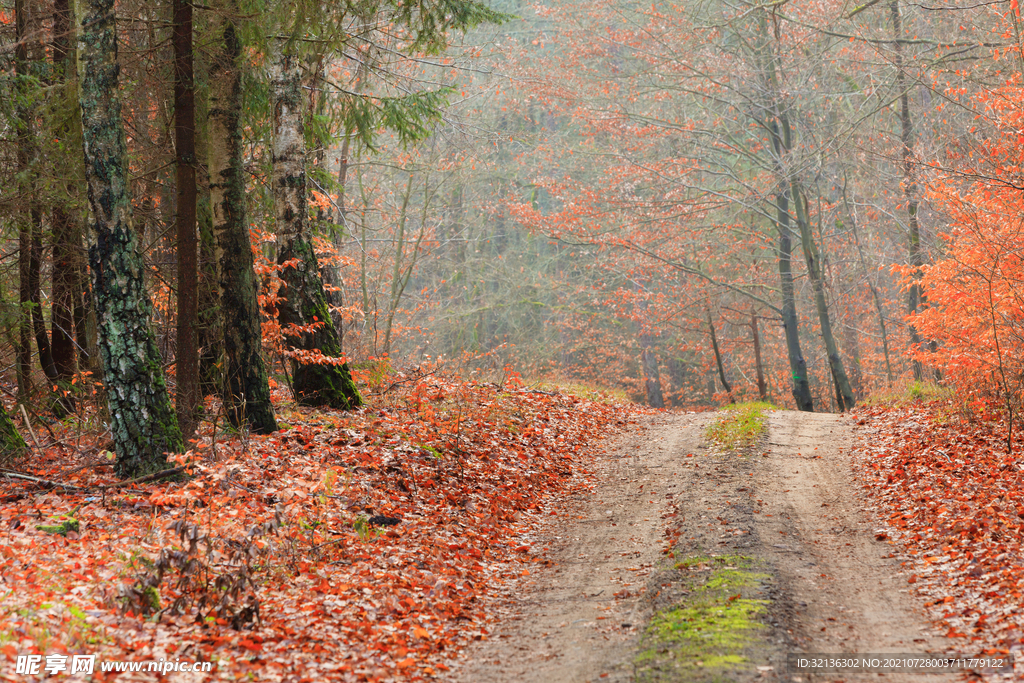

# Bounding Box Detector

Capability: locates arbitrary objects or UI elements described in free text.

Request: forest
[2,0,1024,678]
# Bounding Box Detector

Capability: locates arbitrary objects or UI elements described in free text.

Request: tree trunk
[194,77,221,399]
[0,403,28,464]
[272,51,362,410]
[208,10,278,433]
[77,0,183,477]
[758,11,813,412]
[706,303,733,403]
[775,187,814,411]
[844,190,895,386]
[15,0,32,403]
[890,0,925,381]
[640,342,664,408]
[50,0,82,411]
[751,311,767,401]
[173,0,200,440]
[792,185,857,411]
[843,322,863,401]
[14,0,52,410]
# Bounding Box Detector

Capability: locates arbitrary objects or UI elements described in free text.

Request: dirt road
[446,409,959,683]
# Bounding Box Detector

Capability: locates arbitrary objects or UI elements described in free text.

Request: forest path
[445,410,954,683]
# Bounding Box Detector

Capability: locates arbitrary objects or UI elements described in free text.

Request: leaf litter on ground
[853,399,1023,662]
[0,374,642,681]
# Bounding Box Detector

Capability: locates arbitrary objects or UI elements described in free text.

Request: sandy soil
[445,410,958,683]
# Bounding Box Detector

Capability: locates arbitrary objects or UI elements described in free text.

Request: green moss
[0,405,27,464]
[705,401,774,451]
[636,555,770,681]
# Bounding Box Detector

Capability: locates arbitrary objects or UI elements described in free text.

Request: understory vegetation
[705,402,774,452]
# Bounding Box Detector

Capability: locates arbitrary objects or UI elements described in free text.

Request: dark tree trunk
[0,403,28,464]
[775,188,814,412]
[49,0,82,410]
[792,185,856,411]
[15,0,39,407]
[758,11,814,412]
[706,304,733,403]
[890,0,925,381]
[272,51,361,410]
[173,0,200,440]
[209,10,278,433]
[29,212,64,409]
[751,311,768,401]
[78,0,183,477]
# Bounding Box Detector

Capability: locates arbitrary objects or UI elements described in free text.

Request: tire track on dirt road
[446,410,957,683]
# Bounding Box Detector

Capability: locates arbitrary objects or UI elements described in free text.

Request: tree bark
[774,186,814,411]
[77,0,183,477]
[173,0,200,440]
[751,311,768,401]
[792,185,857,411]
[706,303,733,403]
[49,0,83,411]
[890,0,925,381]
[272,51,362,410]
[209,10,278,433]
[758,10,814,412]
[194,77,221,399]
[843,190,895,386]
[0,403,28,464]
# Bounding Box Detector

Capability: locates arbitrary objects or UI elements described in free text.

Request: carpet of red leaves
[854,399,1023,660]
[0,374,640,681]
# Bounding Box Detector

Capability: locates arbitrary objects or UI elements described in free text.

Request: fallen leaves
[0,375,639,680]
[854,400,1024,654]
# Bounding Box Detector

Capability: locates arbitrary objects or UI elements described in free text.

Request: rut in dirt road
[752,410,954,683]
[446,409,956,683]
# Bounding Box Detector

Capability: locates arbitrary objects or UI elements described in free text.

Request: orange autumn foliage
[913,76,1024,410]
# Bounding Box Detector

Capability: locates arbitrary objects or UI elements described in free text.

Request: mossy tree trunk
[49,0,84,414]
[209,9,278,432]
[14,0,34,406]
[272,51,361,410]
[195,78,221,399]
[77,0,183,477]
[0,404,27,464]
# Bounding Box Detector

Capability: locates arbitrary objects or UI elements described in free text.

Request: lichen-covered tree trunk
[209,11,278,433]
[272,51,361,410]
[0,403,27,464]
[77,0,183,477]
